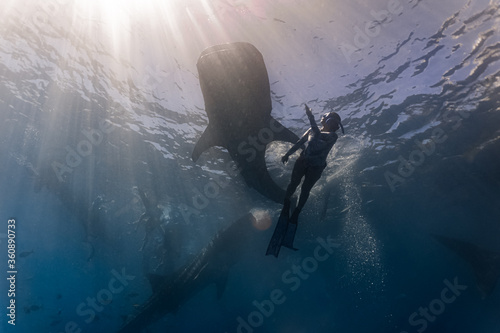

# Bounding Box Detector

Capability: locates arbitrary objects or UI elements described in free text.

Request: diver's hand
[305,104,313,117]
[281,154,289,164]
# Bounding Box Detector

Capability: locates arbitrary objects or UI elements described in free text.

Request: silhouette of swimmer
[281,104,344,225]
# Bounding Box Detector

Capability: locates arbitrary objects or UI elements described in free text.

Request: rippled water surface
[1,1,499,332]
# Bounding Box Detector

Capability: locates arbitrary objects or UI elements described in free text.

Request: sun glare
[74,0,184,32]
[70,0,182,54]
[50,0,262,84]
[75,0,155,26]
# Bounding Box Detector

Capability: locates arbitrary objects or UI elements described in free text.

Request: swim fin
[281,222,298,251]
[266,208,289,257]
[281,209,299,250]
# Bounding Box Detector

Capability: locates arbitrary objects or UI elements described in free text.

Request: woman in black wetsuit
[281,104,344,225]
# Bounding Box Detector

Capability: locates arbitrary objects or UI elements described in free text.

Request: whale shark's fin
[192,124,226,162]
[193,117,299,203]
[433,234,500,298]
[237,149,288,203]
[268,117,300,145]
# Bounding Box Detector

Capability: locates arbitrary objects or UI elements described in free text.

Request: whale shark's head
[197,42,272,126]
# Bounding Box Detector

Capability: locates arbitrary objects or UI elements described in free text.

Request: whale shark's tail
[193,42,299,203]
[433,234,500,298]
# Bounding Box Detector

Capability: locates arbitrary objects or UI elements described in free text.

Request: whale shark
[116,212,260,332]
[433,234,500,298]
[192,42,299,203]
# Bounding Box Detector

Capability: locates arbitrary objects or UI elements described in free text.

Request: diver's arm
[305,104,320,135]
[282,131,308,164]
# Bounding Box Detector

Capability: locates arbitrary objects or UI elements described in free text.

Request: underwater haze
[0,0,499,332]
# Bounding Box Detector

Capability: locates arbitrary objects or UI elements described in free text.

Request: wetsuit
[283,111,337,222]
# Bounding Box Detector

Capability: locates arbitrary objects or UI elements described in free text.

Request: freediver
[267,104,343,255]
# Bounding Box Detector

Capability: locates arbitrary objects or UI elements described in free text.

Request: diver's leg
[268,159,305,256]
[284,157,306,205]
[290,165,325,224]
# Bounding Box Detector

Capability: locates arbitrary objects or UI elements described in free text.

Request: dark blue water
[1,0,499,332]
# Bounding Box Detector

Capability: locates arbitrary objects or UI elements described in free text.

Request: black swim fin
[281,210,299,250]
[281,222,298,251]
[266,209,289,257]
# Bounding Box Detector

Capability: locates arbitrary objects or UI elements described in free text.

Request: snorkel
[338,121,345,134]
